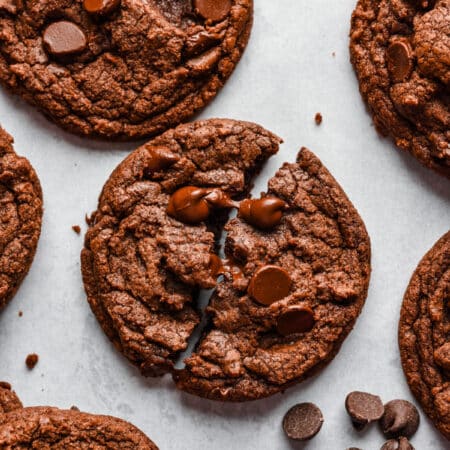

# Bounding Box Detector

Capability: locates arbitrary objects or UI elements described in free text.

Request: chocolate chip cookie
[399,231,450,440]
[81,119,282,376]
[0,383,158,448]
[81,119,371,401]
[0,127,43,311]
[0,0,252,140]
[350,0,450,178]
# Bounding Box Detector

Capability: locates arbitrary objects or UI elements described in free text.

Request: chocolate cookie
[81,119,371,401]
[174,148,371,400]
[0,127,43,311]
[81,119,282,376]
[0,382,22,414]
[350,0,450,178]
[0,383,158,448]
[0,0,252,140]
[399,231,450,440]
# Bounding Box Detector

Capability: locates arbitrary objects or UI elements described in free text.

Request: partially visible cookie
[399,231,450,440]
[0,382,22,414]
[350,0,450,178]
[81,119,282,376]
[0,0,252,140]
[174,148,371,401]
[0,127,43,311]
[0,384,158,448]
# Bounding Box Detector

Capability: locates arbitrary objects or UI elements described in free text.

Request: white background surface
[0,1,449,449]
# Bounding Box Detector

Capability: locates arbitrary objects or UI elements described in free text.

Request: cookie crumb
[25,354,39,370]
[18,310,23,317]
[332,52,336,57]
[72,225,81,234]
[315,113,323,125]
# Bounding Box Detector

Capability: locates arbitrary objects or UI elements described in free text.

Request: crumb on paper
[25,353,39,370]
[332,52,336,57]
[315,113,323,125]
[18,310,23,317]
[72,225,81,234]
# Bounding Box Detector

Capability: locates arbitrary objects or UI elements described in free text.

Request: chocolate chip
[277,307,315,336]
[248,265,292,306]
[386,41,413,83]
[193,0,232,22]
[209,254,224,278]
[83,0,121,16]
[0,382,11,390]
[283,403,323,441]
[145,147,179,173]
[238,196,287,230]
[380,400,420,439]
[25,353,39,370]
[315,113,323,125]
[345,391,384,429]
[167,186,236,224]
[434,342,450,371]
[43,21,87,57]
[381,437,415,450]
[185,31,221,57]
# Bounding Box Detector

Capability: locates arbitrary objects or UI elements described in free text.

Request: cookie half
[0,127,43,310]
[0,0,252,140]
[0,383,158,448]
[350,0,449,178]
[81,119,282,376]
[399,231,450,440]
[174,148,371,401]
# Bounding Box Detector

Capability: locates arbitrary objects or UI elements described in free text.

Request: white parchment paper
[0,1,449,449]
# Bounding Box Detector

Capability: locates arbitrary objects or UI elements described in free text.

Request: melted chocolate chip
[386,41,413,83]
[83,0,121,15]
[193,0,232,22]
[145,147,179,173]
[203,190,239,209]
[185,31,221,57]
[380,400,420,439]
[43,21,87,57]
[238,196,287,230]
[248,265,292,306]
[345,391,385,429]
[277,307,315,336]
[283,403,324,441]
[209,254,224,278]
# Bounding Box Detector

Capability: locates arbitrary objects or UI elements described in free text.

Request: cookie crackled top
[399,231,450,440]
[81,118,371,401]
[350,0,450,178]
[0,0,252,139]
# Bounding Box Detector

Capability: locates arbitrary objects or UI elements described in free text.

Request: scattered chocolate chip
[83,0,121,16]
[345,391,384,429]
[193,0,232,22]
[145,147,179,173]
[43,21,87,57]
[248,265,292,306]
[276,307,315,336]
[380,400,420,439]
[72,225,81,234]
[315,113,323,125]
[25,353,39,370]
[238,196,287,230]
[283,403,324,441]
[381,437,415,450]
[386,41,413,83]
[434,342,450,371]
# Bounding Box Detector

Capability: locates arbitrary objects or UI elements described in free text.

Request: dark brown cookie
[0,127,43,311]
[0,384,158,448]
[0,0,252,140]
[399,231,450,440]
[81,119,282,377]
[350,0,450,178]
[174,148,371,401]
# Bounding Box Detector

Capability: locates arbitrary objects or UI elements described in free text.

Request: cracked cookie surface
[82,119,371,401]
[81,118,281,377]
[350,0,450,178]
[174,148,371,401]
[0,126,42,311]
[399,231,450,440]
[0,384,158,448]
[0,0,252,140]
